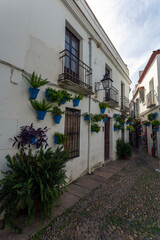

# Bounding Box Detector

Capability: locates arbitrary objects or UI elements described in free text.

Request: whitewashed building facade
[0,0,131,181]
[130,50,160,157]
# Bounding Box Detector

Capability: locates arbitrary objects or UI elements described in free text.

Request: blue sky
[86,0,160,95]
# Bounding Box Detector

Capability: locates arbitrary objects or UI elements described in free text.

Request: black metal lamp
[101,73,113,90]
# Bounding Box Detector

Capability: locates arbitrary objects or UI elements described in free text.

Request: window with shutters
[64,108,80,159]
[139,88,145,103]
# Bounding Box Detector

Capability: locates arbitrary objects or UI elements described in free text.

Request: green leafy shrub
[23,72,49,88]
[50,106,64,116]
[30,99,52,111]
[91,123,101,133]
[116,139,132,159]
[54,132,66,145]
[99,102,108,109]
[0,147,69,232]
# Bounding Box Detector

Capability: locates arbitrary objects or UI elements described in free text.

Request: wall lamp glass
[95,73,113,92]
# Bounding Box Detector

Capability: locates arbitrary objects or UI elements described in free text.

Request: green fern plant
[23,72,49,88]
[30,99,52,111]
[50,106,64,116]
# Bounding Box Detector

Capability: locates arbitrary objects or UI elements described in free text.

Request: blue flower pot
[126,122,129,125]
[155,112,158,117]
[121,123,124,126]
[152,116,156,120]
[73,99,80,107]
[146,123,150,126]
[61,99,66,104]
[29,136,36,144]
[29,88,39,99]
[37,110,47,120]
[53,115,62,124]
[129,122,132,125]
[100,108,105,114]
[114,127,118,131]
[54,135,59,144]
[84,115,90,121]
[113,114,118,118]
[155,127,159,132]
[103,117,108,123]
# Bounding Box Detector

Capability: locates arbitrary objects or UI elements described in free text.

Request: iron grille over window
[65,108,80,159]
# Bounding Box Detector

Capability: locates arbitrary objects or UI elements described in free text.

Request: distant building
[130,50,160,157]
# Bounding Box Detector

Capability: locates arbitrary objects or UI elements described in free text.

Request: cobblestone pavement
[31,148,160,240]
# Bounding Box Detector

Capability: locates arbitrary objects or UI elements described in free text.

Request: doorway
[104,118,110,161]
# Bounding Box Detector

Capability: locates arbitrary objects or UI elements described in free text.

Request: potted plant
[143,120,150,127]
[23,72,49,99]
[151,119,160,131]
[0,147,70,232]
[91,123,101,133]
[45,88,61,103]
[114,123,119,131]
[61,90,72,104]
[30,99,52,120]
[50,106,64,124]
[99,102,108,114]
[54,132,66,145]
[127,125,135,133]
[148,113,156,121]
[113,113,118,118]
[10,124,49,150]
[116,139,132,159]
[73,94,83,107]
[83,112,91,121]
[116,115,125,126]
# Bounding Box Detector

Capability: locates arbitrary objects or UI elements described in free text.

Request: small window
[139,88,145,103]
[65,108,80,159]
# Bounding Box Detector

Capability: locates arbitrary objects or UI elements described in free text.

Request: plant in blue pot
[151,119,160,131]
[73,93,83,107]
[50,106,64,124]
[103,114,109,123]
[91,123,101,133]
[114,124,118,131]
[83,112,91,121]
[10,123,49,151]
[23,72,49,99]
[99,102,108,114]
[30,99,52,120]
[60,90,72,105]
[54,132,66,145]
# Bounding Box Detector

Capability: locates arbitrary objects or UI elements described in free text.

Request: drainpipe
[87,38,93,174]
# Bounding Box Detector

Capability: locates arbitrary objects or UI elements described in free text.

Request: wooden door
[105,118,110,161]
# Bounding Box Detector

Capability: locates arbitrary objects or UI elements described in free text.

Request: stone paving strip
[0,148,159,240]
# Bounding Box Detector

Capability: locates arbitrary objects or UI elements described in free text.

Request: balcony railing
[121,96,129,112]
[58,49,92,94]
[146,90,156,108]
[104,86,119,107]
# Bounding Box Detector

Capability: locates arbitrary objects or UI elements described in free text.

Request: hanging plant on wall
[148,112,158,121]
[54,132,66,145]
[73,94,83,107]
[23,72,49,99]
[143,120,150,127]
[99,102,108,114]
[151,119,160,131]
[50,106,64,124]
[91,123,101,133]
[10,124,49,150]
[60,89,72,104]
[30,99,52,120]
[114,124,121,131]
[127,125,135,133]
[116,115,125,126]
